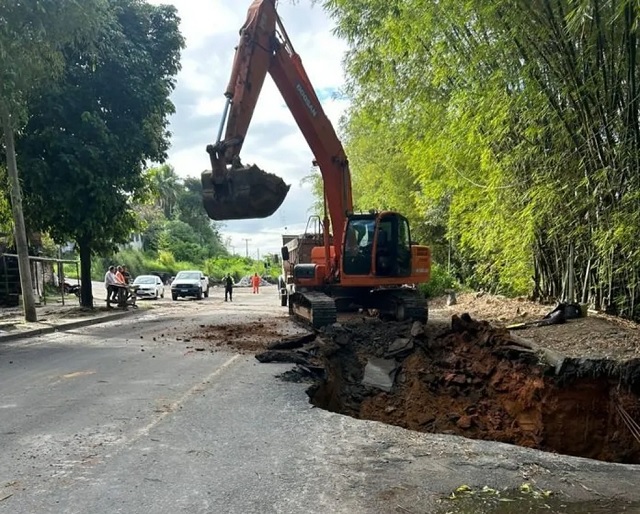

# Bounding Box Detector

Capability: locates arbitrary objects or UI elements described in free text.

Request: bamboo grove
[321,0,640,318]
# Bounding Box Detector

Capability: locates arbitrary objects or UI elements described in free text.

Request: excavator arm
[207,0,275,165]
[202,0,353,263]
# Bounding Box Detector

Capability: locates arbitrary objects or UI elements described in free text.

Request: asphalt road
[1,287,639,514]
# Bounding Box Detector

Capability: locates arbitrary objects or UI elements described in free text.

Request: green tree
[175,177,227,257]
[0,167,12,235]
[0,0,107,320]
[136,203,166,253]
[323,0,640,313]
[147,164,179,219]
[158,220,208,263]
[17,0,184,308]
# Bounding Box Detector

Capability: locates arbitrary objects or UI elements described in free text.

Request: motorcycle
[63,282,81,297]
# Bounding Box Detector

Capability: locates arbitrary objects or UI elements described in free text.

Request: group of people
[103,267,261,304]
[223,272,262,302]
[104,265,131,305]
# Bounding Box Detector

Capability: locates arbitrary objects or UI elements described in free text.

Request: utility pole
[242,238,251,258]
[1,104,37,322]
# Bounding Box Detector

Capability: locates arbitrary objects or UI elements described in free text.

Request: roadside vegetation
[322,0,640,319]
[1,0,184,309]
[88,252,279,284]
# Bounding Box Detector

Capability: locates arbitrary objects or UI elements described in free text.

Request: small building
[120,233,144,251]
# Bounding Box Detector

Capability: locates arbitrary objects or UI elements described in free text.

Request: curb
[0,310,138,343]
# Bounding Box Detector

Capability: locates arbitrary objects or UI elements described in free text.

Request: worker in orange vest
[251,273,260,294]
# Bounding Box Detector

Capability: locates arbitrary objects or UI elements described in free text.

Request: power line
[242,238,251,258]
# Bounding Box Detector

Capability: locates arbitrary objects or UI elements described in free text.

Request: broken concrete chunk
[362,358,398,392]
[387,338,414,357]
[410,321,425,338]
[267,332,316,350]
[255,350,312,365]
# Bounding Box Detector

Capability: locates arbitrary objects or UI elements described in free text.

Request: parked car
[171,270,209,300]
[133,275,165,299]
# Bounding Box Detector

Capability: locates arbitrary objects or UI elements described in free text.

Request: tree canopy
[142,165,228,259]
[0,0,110,320]
[0,0,107,117]
[16,0,184,307]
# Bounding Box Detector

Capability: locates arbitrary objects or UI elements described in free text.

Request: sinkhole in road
[304,315,640,464]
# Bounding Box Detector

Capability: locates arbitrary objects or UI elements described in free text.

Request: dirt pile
[306,315,640,464]
[433,292,640,360]
[191,321,290,353]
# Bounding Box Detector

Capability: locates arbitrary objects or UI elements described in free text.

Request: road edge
[0,310,138,344]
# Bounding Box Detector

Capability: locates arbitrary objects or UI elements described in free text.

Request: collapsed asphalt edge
[0,309,138,343]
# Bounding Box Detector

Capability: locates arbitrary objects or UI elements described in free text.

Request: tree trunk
[78,239,94,308]
[0,101,37,322]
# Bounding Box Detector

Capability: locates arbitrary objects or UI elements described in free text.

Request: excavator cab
[342,213,412,277]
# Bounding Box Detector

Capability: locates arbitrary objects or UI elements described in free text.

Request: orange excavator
[201,0,431,328]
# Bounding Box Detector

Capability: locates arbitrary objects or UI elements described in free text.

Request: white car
[133,275,165,299]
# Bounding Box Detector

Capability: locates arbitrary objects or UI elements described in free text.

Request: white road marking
[132,354,242,441]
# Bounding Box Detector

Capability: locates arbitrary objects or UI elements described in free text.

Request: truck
[170,270,209,301]
[200,0,431,328]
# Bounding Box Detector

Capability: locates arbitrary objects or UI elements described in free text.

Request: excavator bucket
[201,164,290,221]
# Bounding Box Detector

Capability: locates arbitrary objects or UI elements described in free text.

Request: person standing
[113,266,127,305]
[224,273,234,302]
[251,272,260,294]
[115,266,126,285]
[104,266,118,305]
[122,265,131,284]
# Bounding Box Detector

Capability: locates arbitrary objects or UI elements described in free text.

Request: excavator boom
[201,0,352,242]
[202,0,290,221]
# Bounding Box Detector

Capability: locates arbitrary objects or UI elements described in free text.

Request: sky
[147,0,349,259]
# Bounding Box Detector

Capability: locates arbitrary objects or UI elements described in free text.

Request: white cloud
[157,0,239,49]
[150,0,349,255]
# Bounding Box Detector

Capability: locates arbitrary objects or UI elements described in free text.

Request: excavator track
[370,288,428,324]
[289,291,337,329]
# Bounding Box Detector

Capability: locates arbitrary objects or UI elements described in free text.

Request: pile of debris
[192,321,289,353]
[257,314,640,464]
[235,275,270,288]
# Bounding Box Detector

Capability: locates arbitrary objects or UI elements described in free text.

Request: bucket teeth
[201,164,290,220]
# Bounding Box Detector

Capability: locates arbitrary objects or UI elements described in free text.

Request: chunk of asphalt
[386,337,414,357]
[362,358,398,392]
